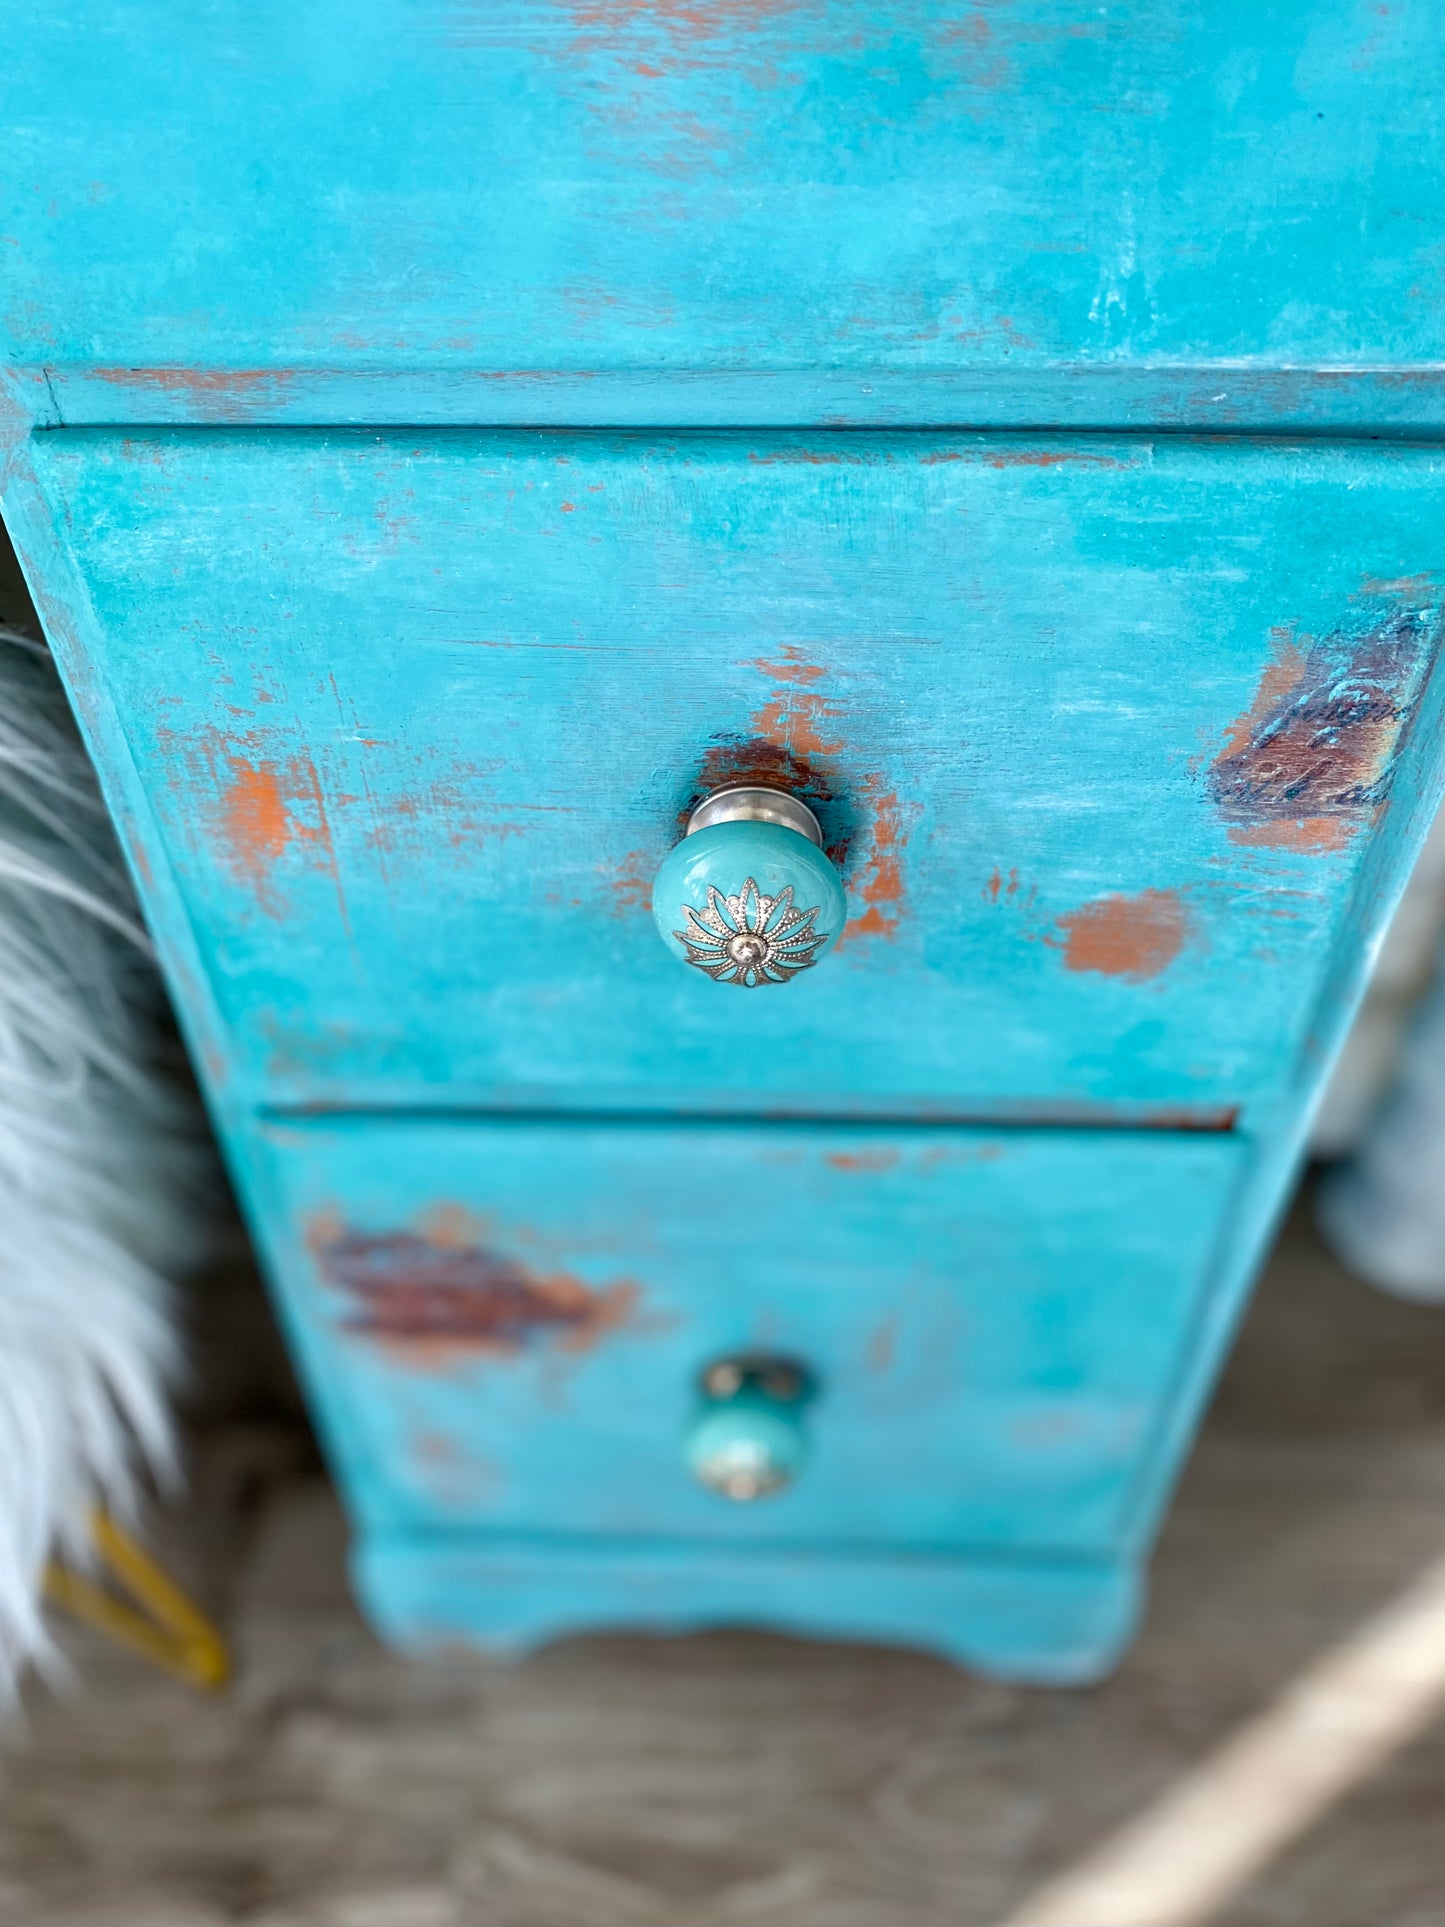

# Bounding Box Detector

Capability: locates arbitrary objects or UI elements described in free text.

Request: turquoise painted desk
[4,2,1445,1679]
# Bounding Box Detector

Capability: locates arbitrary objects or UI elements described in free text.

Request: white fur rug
[0,627,201,1700]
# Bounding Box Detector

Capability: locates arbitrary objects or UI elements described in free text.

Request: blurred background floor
[0,1185,1440,1927]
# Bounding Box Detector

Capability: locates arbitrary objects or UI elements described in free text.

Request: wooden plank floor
[1,1189,1442,1927]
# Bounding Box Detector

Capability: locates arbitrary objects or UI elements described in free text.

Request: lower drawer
[247,1117,1243,1553]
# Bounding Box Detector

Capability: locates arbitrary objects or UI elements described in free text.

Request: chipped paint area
[823,1147,900,1173]
[747,647,846,762]
[555,0,804,83]
[841,778,915,944]
[316,1229,638,1365]
[1055,889,1193,983]
[982,447,1129,470]
[218,757,300,880]
[1208,604,1440,851]
[690,647,855,859]
[91,366,296,424]
[597,846,653,916]
[163,726,344,916]
[693,651,914,943]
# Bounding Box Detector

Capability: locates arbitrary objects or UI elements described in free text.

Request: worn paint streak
[984,448,1127,469]
[748,449,847,465]
[92,365,289,393]
[840,779,913,944]
[681,649,860,859]
[90,366,296,423]
[171,728,345,916]
[867,1313,899,1374]
[1056,889,1193,983]
[598,846,652,915]
[558,0,802,81]
[316,1228,639,1365]
[219,759,292,878]
[697,640,912,937]
[1208,603,1440,850]
[823,1147,901,1172]
[918,1142,1005,1168]
[748,648,846,760]
[690,733,857,872]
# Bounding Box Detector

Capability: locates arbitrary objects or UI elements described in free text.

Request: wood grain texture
[2,0,1443,419]
[28,429,1445,1125]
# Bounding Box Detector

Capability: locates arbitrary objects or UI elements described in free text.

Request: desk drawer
[36,429,1445,1122]
[249,1117,1243,1551]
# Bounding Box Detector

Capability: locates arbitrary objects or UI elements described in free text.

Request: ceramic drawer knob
[686,1355,815,1501]
[651,785,847,987]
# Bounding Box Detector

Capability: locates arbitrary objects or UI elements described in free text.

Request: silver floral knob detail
[651,786,848,988]
[676,877,827,986]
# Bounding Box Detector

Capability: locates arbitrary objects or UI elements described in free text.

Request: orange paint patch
[840,779,913,945]
[599,847,653,915]
[823,1148,900,1173]
[983,866,1023,903]
[985,448,1126,469]
[748,648,846,760]
[90,365,296,423]
[1213,627,1306,765]
[1228,815,1352,853]
[1056,889,1193,983]
[214,748,340,904]
[568,0,798,38]
[92,364,287,393]
[219,759,293,878]
[165,725,345,922]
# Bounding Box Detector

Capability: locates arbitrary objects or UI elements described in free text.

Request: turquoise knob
[686,1356,815,1501]
[652,786,847,987]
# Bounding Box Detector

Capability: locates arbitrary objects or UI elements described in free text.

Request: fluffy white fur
[0,627,201,1699]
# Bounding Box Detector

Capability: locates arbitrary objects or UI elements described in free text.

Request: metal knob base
[684,785,825,846]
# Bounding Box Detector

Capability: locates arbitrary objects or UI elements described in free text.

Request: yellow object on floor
[45,1512,230,1692]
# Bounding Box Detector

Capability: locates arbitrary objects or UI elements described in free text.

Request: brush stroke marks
[1209,604,1441,852]
[316,1228,639,1366]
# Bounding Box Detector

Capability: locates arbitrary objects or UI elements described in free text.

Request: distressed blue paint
[244,1117,1243,1558]
[4,0,1445,1678]
[355,1538,1142,1683]
[28,366,1445,435]
[24,429,1445,1135]
[1,2,1443,401]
